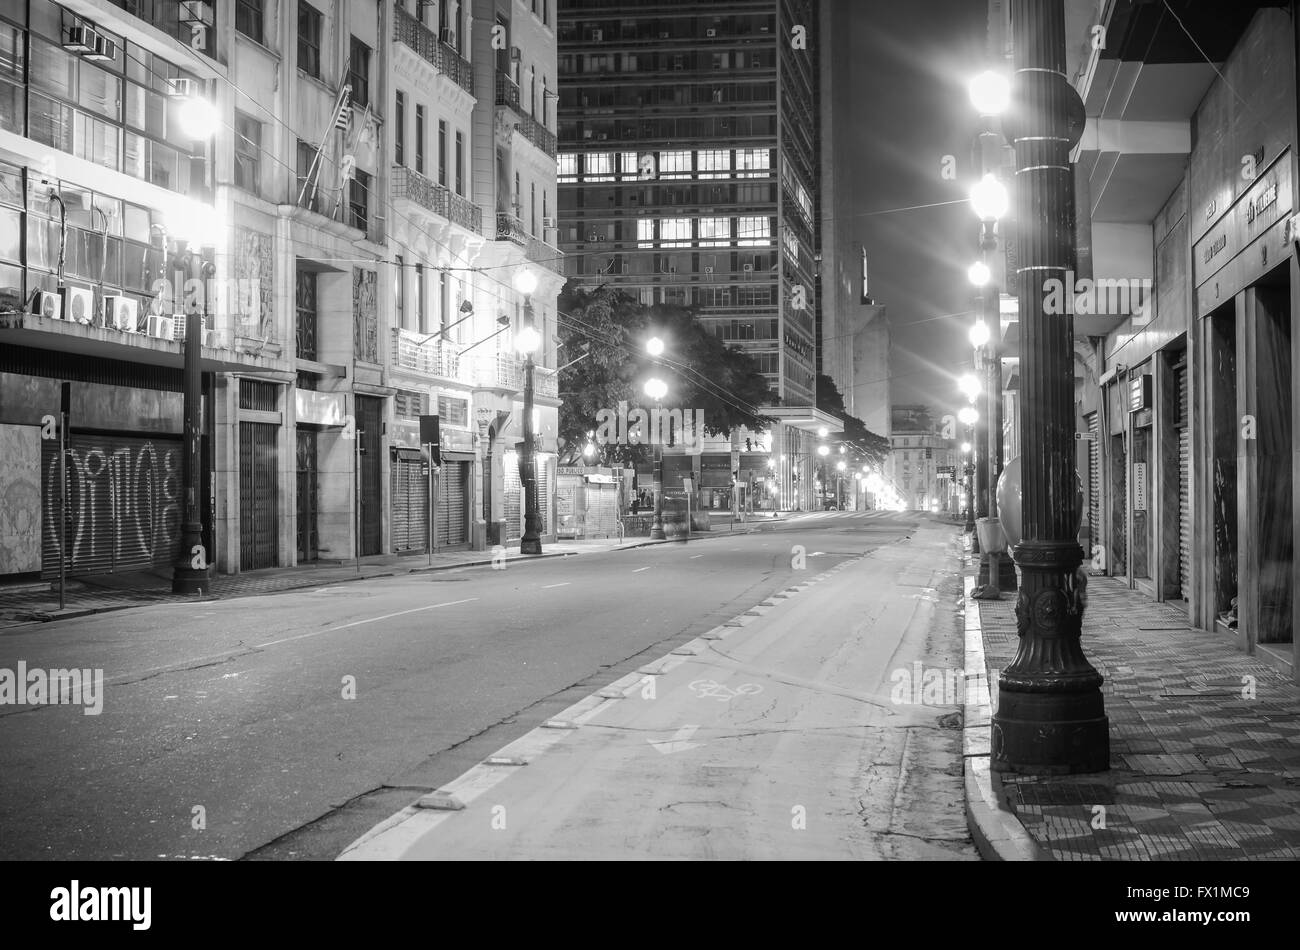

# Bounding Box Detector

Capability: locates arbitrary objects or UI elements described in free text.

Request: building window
[349,37,371,107]
[298,3,323,79]
[414,104,426,174]
[236,0,265,44]
[438,394,469,428]
[659,150,691,179]
[619,152,639,177]
[637,219,654,248]
[394,91,405,166]
[395,255,406,329]
[585,152,613,182]
[737,148,771,177]
[698,216,730,246]
[296,267,318,361]
[660,218,691,246]
[233,111,261,193]
[455,130,464,194]
[530,181,536,235]
[738,216,772,246]
[558,153,577,182]
[349,169,370,232]
[697,149,731,179]
[415,263,426,333]
[438,119,447,187]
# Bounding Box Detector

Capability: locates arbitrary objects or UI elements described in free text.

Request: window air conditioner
[743,263,754,273]
[179,1,208,24]
[587,232,600,242]
[104,294,139,331]
[590,29,603,42]
[706,29,717,37]
[510,46,522,62]
[166,77,196,98]
[659,32,669,39]
[147,315,175,340]
[60,286,93,324]
[32,290,62,320]
[63,25,98,54]
[85,35,117,62]
[542,216,556,229]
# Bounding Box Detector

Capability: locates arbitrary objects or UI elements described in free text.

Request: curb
[961,571,1046,861]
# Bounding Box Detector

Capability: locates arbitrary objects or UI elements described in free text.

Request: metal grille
[41,433,182,578]
[239,379,279,411]
[239,421,278,569]
[391,453,428,552]
[1176,363,1191,601]
[296,428,319,561]
[1087,412,1100,555]
[356,396,383,556]
[438,461,468,546]
[295,268,318,361]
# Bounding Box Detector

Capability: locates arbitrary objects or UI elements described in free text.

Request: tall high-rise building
[556,0,819,407]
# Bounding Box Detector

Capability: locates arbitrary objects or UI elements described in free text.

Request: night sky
[847,0,990,412]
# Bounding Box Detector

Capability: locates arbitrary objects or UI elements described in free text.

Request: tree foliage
[815,373,889,469]
[556,283,772,464]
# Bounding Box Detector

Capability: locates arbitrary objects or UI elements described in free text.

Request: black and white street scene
[0,0,1298,889]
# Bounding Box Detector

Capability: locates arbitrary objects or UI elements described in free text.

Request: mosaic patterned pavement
[978,578,1300,861]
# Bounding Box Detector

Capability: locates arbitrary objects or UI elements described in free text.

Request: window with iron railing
[295,267,318,361]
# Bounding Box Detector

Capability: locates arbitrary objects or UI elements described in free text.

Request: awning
[762,406,845,435]
[392,446,427,462]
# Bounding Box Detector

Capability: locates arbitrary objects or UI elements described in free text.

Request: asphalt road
[0,510,965,861]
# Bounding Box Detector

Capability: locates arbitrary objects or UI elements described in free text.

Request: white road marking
[689,554,703,559]
[542,583,570,589]
[632,567,651,573]
[252,598,480,648]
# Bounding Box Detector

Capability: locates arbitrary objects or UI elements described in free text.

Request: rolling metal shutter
[239,422,278,570]
[391,450,428,553]
[1176,362,1191,601]
[504,464,522,541]
[42,433,182,578]
[1087,412,1100,552]
[437,460,468,546]
[356,396,383,556]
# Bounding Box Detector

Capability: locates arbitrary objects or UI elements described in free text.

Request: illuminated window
[697,149,731,179]
[738,216,771,246]
[620,152,639,176]
[698,216,730,246]
[558,153,578,182]
[737,148,770,177]
[660,217,691,246]
[586,151,613,181]
[659,150,691,179]
[637,218,654,248]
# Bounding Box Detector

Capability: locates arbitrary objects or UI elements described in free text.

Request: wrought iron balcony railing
[390,328,470,382]
[494,72,556,157]
[391,165,482,234]
[393,6,474,94]
[495,211,528,246]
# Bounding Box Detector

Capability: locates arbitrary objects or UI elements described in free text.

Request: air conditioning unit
[667,266,677,274]
[703,265,715,274]
[510,46,522,62]
[166,77,196,98]
[743,263,754,273]
[590,29,603,42]
[596,132,608,140]
[587,232,600,242]
[542,216,556,229]
[673,62,684,71]
[659,32,670,39]
[63,25,98,54]
[706,28,717,37]
[439,28,456,45]
[31,290,62,320]
[60,286,93,324]
[85,34,117,62]
[104,295,139,331]
[179,1,208,24]
[147,315,175,340]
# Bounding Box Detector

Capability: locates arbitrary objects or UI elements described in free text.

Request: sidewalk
[0,521,770,630]
[964,549,1300,861]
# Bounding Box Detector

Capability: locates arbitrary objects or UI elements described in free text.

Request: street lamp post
[171,94,219,595]
[514,269,543,555]
[645,375,668,539]
[993,0,1108,774]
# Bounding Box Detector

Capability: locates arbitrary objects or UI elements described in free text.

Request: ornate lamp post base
[991,540,1109,773]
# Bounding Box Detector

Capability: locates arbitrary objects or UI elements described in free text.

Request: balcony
[392,165,482,234]
[474,353,559,398]
[391,328,471,382]
[495,211,528,246]
[393,5,474,94]
[495,72,557,158]
[525,236,564,276]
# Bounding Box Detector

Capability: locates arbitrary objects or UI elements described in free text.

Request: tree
[815,373,889,469]
[556,283,772,464]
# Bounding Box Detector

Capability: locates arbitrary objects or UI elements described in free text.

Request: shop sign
[1132,462,1147,511]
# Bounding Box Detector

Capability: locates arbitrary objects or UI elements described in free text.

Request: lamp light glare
[969,174,1009,222]
[968,70,1011,116]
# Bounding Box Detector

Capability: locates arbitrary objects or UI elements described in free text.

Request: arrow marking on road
[648,725,702,755]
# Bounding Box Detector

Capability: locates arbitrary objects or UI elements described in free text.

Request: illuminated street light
[958,406,979,427]
[967,261,991,287]
[515,324,542,354]
[969,320,991,347]
[512,268,539,296]
[961,441,972,454]
[643,377,667,401]
[646,336,665,357]
[817,426,829,438]
[177,96,219,140]
[817,445,830,457]
[958,374,981,402]
[836,460,846,472]
[969,173,1009,222]
[968,70,1011,116]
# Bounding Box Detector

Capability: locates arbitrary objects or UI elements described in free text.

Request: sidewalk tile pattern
[978,578,1300,861]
